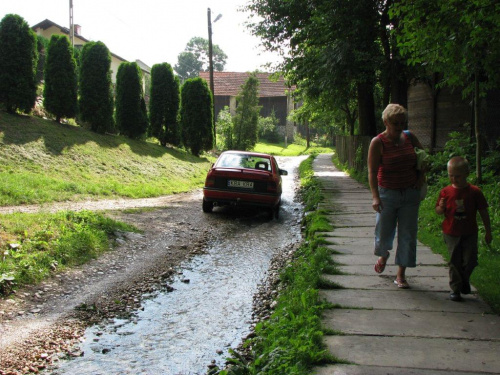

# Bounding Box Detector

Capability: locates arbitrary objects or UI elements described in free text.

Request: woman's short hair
[382,103,408,122]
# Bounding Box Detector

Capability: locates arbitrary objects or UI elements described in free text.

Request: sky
[0,0,282,72]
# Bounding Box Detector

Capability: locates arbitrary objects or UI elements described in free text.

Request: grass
[0,210,137,294]
[0,112,213,206]
[253,140,334,156]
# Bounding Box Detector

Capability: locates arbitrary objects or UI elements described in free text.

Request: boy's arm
[479,208,493,244]
[435,192,446,215]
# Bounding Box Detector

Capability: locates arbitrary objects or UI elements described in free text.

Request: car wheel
[202,199,213,213]
[274,206,280,219]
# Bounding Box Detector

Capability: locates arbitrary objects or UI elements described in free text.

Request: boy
[436,156,492,301]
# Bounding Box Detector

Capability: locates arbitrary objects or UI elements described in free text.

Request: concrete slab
[323,335,500,374]
[313,364,489,375]
[332,253,447,266]
[321,309,500,339]
[320,289,492,313]
[324,244,436,256]
[322,274,453,292]
[338,265,448,277]
[326,228,374,238]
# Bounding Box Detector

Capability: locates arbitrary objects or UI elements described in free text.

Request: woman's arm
[368,137,382,212]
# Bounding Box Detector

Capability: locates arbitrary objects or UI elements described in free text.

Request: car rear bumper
[203,187,281,208]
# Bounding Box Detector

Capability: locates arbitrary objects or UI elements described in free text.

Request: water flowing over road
[51,156,307,375]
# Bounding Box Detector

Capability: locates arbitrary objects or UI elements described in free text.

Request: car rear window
[217,154,271,171]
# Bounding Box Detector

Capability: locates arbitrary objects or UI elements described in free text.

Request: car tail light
[205,175,215,187]
[267,181,277,193]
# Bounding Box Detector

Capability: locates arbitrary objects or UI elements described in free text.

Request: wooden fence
[335,135,371,173]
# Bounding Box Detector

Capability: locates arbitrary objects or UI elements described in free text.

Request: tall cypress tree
[116,62,148,139]
[180,77,213,156]
[79,41,114,134]
[149,63,180,146]
[0,14,38,114]
[43,35,77,123]
[233,73,261,151]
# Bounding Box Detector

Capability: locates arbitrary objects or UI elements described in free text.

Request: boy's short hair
[448,156,470,174]
[382,103,408,122]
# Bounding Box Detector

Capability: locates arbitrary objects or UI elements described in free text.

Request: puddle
[50,156,306,375]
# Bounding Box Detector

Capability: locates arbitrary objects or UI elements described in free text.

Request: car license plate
[228,180,254,189]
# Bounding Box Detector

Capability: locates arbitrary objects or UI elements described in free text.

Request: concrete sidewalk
[311,154,500,375]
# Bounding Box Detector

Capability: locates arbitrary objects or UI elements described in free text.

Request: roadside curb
[311,153,500,375]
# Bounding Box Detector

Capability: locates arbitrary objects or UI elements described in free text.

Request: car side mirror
[279,169,288,176]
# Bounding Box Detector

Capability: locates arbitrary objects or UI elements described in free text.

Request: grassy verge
[219,154,343,375]
[253,141,334,156]
[0,112,212,206]
[0,210,137,294]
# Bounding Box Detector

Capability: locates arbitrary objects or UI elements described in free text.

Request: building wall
[34,25,125,83]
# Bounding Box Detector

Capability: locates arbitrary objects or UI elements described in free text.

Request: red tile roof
[199,72,293,97]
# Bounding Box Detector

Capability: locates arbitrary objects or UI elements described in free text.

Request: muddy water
[52,156,307,375]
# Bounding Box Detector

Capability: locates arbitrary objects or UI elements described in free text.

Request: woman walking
[368,103,426,288]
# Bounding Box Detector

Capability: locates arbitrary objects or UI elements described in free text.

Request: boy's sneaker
[450,292,462,302]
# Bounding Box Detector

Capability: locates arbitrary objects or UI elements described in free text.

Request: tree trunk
[357,81,377,136]
[474,75,482,183]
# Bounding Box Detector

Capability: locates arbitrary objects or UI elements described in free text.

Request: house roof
[199,72,293,98]
[31,19,129,65]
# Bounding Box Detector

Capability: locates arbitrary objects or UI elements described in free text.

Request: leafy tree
[79,41,114,134]
[180,77,213,156]
[233,73,261,150]
[43,35,78,123]
[116,62,148,139]
[215,106,234,150]
[0,14,38,114]
[174,37,227,82]
[258,110,280,143]
[149,63,180,146]
[246,0,382,136]
[391,0,500,182]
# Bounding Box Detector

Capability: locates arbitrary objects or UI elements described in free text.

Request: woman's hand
[372,197,383,213]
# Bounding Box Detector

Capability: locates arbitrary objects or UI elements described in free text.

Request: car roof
[220,150,273,158]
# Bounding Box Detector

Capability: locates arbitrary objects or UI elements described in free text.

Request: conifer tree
[116,62,148,139]
[79,41,114,133]
[149,63,180,146]
[43,35,77,123]
[180,77,213,156]
[0,14,38,114]
[233,73,261,151]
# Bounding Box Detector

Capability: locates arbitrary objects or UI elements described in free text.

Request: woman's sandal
[394,278,410,289]
[374,253,390,274]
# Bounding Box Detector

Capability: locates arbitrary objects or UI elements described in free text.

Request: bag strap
[404,130,415,148]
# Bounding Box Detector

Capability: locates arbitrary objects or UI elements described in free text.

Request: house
[199,71,296,142]
[31,19,150,86]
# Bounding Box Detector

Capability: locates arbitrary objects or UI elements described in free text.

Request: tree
[43,35,78,123]
[116,62,148,139]
[246,0,381,136]
[233,73,261,150]
[36,35,49,84]
[174,37,227,82]
[391,0,500,182]
[149,63,180,146]
[79,41,114,134]
[180,77,213,156]
[0,14,38,114]
[215,106,234,150]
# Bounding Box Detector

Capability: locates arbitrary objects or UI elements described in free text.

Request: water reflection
[51,156,306,375]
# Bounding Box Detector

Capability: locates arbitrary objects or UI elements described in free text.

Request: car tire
[202,199,213,213]
[274,206,280,219]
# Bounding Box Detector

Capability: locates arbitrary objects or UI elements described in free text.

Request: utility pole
[207,8,221,143]
[69,0,74,48]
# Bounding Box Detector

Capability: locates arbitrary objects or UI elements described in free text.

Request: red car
[202,151,288,219]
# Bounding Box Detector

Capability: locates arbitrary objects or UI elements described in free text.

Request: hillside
[0,112,212,206]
